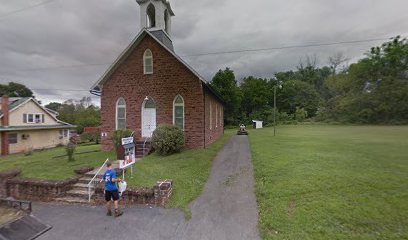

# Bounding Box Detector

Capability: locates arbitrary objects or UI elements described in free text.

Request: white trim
[116,97,126,130]
[209,102,212,130]
[173,95,185,130]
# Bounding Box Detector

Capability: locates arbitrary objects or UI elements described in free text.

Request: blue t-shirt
[103,169,118,191]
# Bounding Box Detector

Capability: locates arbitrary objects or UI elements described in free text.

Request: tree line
[210,36,408,126]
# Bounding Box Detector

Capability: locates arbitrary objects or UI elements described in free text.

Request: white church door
[141,97,157,138]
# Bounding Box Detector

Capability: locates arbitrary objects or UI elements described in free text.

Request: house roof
[90,28,226,105]
[0,97,74,128]
[0,125,74,132]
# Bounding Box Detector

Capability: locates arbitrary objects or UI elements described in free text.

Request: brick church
[91,0,225,151]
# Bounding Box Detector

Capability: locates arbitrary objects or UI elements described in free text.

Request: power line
[0,0,57,21]
[2,36,395,73]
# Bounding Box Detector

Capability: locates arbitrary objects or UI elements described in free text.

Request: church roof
[136,0,175,16]
[90,28,225,105]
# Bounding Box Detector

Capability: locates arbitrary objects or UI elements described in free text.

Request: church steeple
[136,0,175,37]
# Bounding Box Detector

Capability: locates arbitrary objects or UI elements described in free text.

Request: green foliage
[323,36,408,124]
[0,82,33,97]
[250,125,408,239]
[65,143,76,162]
[152,125,185,156]
[294,107,308,122]
[81,132,101,144]
[210,68,242,125]
[112,129,133,151]
[45,97,101,134]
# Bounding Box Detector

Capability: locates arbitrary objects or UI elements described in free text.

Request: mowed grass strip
[0,144,114,180]
[249,125,408,240]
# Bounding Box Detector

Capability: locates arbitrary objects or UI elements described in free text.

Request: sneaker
[114,210,123,218]
[107,210,112,216]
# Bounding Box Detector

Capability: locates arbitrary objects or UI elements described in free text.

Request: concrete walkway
[33,135,260,240]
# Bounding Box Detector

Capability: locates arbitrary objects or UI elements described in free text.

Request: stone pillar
[153,179,173,206]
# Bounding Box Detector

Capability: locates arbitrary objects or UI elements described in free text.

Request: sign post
[118,137,136,179]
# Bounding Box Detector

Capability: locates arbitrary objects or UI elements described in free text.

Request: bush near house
[152,125,185,156]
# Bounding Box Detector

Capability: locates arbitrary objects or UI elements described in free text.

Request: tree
[45,97,101,133]
[210,68,242,125]
[240,76,273,123]
[328,52,349,75]
[322,36,408,123]
[0,82,33,97]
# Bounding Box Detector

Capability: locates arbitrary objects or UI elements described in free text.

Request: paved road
[33,135,260,240]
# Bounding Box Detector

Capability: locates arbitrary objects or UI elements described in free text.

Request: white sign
[121,137,134,145]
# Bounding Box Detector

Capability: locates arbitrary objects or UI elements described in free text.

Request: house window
[173,95,184,130]
[209,102,212,130]
[144,49,153,74]
[24,113,44,124]
[59,129,69,138]
[215,105,218,128]
[9,133,18,144]
[116,98,126,130]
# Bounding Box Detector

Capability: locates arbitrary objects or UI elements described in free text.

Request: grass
[0,131,233,217]
[0,144,115,180]
[125,130,234,217]
[249,125,408,240]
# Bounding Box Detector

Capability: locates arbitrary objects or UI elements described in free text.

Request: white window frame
[116,97,127,130]
[143,49,153,74]
[209,102,212,130]
[173,95,185,130]
[26,113,43,124]
[216,105,218,128]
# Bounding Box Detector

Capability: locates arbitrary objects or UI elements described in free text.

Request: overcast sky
[0,0,407,105]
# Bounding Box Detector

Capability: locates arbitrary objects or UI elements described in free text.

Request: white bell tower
[136,0,175,36]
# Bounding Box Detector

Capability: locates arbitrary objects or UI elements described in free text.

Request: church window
[144,49,153,74]
[116,97,126,130]
[173,95,184,130]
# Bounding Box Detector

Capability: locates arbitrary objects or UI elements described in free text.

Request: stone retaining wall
[94,179,173,207]
[6,176,80,202]
[0,170,21,197]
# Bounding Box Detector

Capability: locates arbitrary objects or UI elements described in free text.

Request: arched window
[215,104,218,128]
[146,3,156,28]
[173,95,184,130]
[144,49,153,74]
[116,98,126,130]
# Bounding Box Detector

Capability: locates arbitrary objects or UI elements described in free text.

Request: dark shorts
[105,190,119,202]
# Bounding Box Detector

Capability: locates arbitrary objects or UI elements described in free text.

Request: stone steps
[55,196,89,204]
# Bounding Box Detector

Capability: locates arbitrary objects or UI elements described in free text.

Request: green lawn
[249,125,408,240]
[0,144,114,180]
[0,131,233,216]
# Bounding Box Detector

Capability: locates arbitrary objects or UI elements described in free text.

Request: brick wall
[101,34,206,151]
[204,92,225,147]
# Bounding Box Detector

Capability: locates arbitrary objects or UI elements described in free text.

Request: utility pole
[274,85,277,136]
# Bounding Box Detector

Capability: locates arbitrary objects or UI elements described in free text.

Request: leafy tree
[240,76,272,120]
[210,68,242,125]
[45,98,101,133]
[0,82,33,97]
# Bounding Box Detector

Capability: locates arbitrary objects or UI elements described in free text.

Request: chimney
[1,95,9,156]
[1,95,9,127]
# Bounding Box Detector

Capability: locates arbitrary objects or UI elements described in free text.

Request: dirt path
[33,135,259,240]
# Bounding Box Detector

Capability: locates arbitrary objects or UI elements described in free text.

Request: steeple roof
[136,0,175,16]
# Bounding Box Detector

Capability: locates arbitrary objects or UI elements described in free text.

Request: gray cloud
[0,0,407,105]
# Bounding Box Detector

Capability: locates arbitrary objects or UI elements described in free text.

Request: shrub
[65,143,76,162]
[112,129,133,153]
[152,125,185,156]
[81,132,101,144]
[295,107,308,122]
